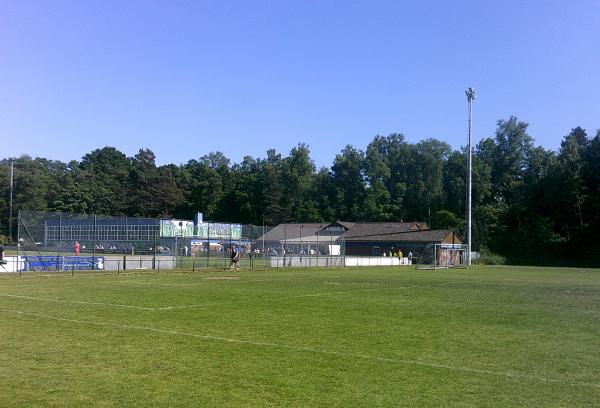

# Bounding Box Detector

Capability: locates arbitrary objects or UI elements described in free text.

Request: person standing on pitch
[74,241,80,256]
[230,245,240,270]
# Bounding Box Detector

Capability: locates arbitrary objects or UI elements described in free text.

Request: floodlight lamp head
[465,87,476,101]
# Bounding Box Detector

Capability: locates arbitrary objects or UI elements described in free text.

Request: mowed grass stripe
[0,285,418,311]
[11,309,600,390]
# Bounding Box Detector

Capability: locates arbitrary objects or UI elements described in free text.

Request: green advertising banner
[160,220,241,239]
[195,222,242,239]
[160,220,195,237]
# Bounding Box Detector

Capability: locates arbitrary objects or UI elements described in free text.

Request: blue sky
[1,0,599,167]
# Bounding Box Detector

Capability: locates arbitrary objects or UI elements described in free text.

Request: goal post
[416,243,468,270]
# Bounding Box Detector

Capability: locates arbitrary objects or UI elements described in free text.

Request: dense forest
[1,116,599,265]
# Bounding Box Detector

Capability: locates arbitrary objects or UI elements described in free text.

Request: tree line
[1,116,599,265]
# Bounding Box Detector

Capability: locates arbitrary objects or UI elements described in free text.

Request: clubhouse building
[256,221,462,259]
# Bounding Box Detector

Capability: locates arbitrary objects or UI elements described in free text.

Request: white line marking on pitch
[12,310,600,390]
[0,293,155,311]
[119,281,206,287]
[0,286,417,312]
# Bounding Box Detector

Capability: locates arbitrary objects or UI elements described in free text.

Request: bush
[473,246,506,265]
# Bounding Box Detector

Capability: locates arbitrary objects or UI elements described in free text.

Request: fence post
[229,222,232,269]
[154,217,158,270]
[17,211,20,268]
[206,222,210,269]
[58,212,62,258]
[193,260,196,272]
[283,224,287,268]
[93,214,97,270]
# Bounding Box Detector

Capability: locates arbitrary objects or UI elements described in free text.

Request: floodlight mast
[9,162,14,243]
[465,87,476,266]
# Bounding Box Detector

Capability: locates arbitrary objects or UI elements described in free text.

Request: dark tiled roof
[256,221,459,245]
[343,229,460,243]
[341,222,428,239]
[256,223,328,242]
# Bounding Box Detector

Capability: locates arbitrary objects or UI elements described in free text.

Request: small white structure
[0,256,24,273]
[269,256,411,268]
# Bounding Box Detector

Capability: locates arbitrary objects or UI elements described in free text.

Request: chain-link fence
[0,212,459,274]
[6,211,352,274]
[255,222,348,268]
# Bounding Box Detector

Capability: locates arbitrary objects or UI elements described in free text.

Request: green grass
[1,265,599,407]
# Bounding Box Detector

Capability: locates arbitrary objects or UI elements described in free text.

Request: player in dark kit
[230,245,240,270]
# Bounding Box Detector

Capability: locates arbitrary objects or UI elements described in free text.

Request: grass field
[1,265,599,407]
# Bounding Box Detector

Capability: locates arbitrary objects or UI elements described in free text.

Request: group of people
[382,250,413,262]
[73,241,165,256]
[263,247,323,256]
[155,245,172,254]
[94,244,120,251]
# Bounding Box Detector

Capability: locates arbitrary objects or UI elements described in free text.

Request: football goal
[416,243,468,269]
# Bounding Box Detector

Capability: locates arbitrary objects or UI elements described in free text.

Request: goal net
[416,243,468,269]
